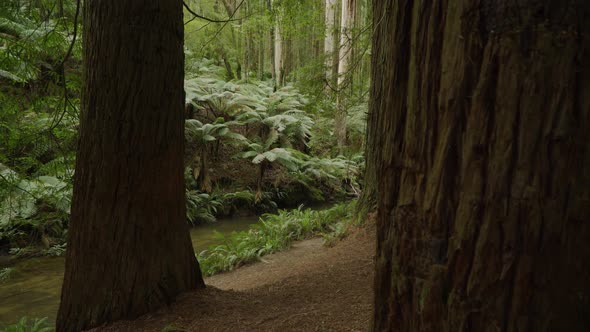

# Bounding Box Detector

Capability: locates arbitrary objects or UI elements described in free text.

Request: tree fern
[0,3,74,83]
[185,119,247,192]
[241,139,304,200]
[0,173,72,226]
[186,190,221,224]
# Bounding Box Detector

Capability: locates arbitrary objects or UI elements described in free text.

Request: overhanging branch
[183,2,244,24]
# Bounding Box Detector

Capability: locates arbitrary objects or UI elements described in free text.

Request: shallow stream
[0,215,259,325]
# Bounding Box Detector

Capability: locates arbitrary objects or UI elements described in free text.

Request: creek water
[0,215,259,325]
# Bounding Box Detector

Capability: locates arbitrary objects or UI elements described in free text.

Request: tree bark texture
[259,0,266,81]
[273,0,284,87]
[335,0,356,152]
[324,0,338,85]
[268,0,276,83]
[357,0,377,215]
[371,0,590,331]
[283,37,293,84]
[274,24,284,87]
[57,1,204,331]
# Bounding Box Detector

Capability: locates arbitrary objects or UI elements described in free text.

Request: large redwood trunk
[370,0,590,331]
[56,1,204,331]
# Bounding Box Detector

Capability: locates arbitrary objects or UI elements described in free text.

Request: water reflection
[0,215,259,325]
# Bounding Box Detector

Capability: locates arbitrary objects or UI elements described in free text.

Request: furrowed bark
[57,1,205,331]
[371,0,590,331]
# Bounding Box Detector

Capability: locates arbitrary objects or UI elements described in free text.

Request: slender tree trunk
[258,0,266,81]
[57,0,64,17]
[331,0,341,86]
[218,0,240,80]
[198,147,211,193]
[258,36,265,80]
[274,19,283,87]
[324,0,337,86]
[218,44,235,80]
[283,37,293,83]
[219,0,235,18]
[243,35,251,81]
[334,0,356,152]
[370,1,590,331]
[271,0,284,87]
[242,0,250,82]
[57,1,204,331]
[256,162,266,202]
[268,0,276,84]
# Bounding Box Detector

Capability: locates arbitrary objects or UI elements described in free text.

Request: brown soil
[94,224,375,332]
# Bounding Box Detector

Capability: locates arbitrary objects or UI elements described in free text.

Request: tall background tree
[334,0,356,152]
[323,0,338,89]
[56,0,204,331]
[273,0,284,86]
[368,0,590,331]
[181,0,371,157]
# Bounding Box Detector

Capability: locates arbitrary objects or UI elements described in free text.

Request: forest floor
[94,221,375,332]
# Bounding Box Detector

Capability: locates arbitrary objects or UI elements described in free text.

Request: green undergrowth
[0,317,53,332]
[197,200,358,276]
[0,204,359,330]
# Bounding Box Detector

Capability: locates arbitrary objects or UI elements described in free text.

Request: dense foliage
[0,0,370,258]
[0,0,80,255]
[0,0,371,329]
[198,200,357,276]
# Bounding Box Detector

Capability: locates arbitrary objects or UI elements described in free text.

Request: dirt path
[96,224,375,332]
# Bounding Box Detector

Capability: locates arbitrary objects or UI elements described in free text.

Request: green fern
[0,316,53,332]
[0,267,14,282]
[185,119,247,192]
[197,201,356,276]
[0,173,72,226]
[186,190,222,224]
